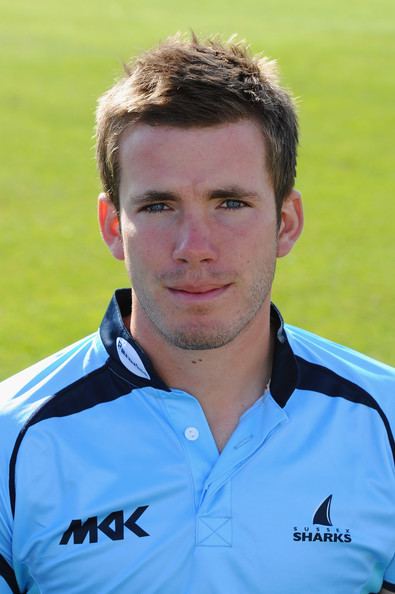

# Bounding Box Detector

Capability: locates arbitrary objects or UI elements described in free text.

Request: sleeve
[0,484,20,593]
[0,458,19,593]
[383,552,395,591]
[381,374,395,593]
[0,558,19,594]
[0,414,22,593]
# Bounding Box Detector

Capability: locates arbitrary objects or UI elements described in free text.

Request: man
[0,34,394,594]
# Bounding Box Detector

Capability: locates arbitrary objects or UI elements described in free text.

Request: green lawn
[1,0,394,378]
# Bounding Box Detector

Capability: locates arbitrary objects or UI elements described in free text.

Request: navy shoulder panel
[8,360,140,517]
[295,355,395,464]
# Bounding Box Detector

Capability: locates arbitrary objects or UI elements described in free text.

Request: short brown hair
[96,33,298,215]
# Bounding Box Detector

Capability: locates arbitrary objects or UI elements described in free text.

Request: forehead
[118,120,272,195]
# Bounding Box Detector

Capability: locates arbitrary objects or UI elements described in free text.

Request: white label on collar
[116,337,151,380]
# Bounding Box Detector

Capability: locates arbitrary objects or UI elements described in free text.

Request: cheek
[122,226,171,271]
[234,224,277,260]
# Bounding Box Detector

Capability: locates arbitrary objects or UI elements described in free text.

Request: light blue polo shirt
[0,289,394,594]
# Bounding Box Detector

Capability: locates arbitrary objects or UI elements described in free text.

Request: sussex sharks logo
[293,495,352,543]
[313,494,333,526]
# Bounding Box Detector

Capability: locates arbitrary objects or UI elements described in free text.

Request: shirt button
[184,426,199,441]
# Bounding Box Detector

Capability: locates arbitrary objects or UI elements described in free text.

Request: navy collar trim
[100,289,298,405]
[269,303,299,407]
[99,289,169,391]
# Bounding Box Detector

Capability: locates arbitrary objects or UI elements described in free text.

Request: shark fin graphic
[312,495,333,526]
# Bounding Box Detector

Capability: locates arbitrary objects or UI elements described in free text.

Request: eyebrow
[130,190,177,207]
[130,186,259,205]
[209,186,259,200]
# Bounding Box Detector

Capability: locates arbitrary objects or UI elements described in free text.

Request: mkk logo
[293,495,352,544]
[60,506,149,545]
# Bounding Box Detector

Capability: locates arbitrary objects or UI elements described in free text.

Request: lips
[166,283,232,302]
[168,284,229,293]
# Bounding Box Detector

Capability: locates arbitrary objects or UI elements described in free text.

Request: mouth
[166,284,232,302]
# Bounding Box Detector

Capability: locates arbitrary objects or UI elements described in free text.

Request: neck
[129,297,274,451]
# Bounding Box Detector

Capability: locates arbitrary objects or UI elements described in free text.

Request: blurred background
[1,0,394,378]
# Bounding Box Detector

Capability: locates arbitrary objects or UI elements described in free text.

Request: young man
[0,35,394,594]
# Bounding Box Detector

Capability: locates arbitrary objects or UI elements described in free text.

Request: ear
[98,193,125,260]
[277,189,304,258]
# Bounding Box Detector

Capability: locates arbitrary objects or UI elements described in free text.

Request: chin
[159,322,239,351]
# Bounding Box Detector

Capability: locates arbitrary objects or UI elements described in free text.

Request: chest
[12,390,395,594]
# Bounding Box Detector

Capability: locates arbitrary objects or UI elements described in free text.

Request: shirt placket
[163,390,288,549]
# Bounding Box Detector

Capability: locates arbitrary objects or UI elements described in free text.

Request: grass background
[1,0,394,378]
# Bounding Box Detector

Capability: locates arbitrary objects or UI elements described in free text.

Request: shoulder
[0,332,108,455]
[0,333,105,542]
[285,324,394,384]
[285,323,395,423]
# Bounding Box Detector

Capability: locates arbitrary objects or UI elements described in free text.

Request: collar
[99,289,298,406]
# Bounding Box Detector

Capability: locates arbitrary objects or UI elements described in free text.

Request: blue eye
[220,199,247,209]
[143,203,170,213]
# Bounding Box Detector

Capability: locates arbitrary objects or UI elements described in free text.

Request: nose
[172,213,217,265]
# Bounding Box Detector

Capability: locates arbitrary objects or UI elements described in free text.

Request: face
[100,119,302,350]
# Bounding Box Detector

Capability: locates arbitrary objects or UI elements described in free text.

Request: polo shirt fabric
[0,289,394,594]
